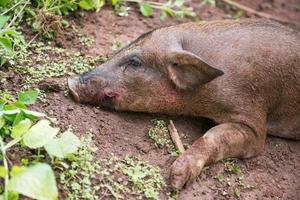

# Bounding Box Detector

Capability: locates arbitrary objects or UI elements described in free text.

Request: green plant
[58,130,102,200]
[0,89,81,200]
[13,41,107,87]
[214,174,225,182]
[112,0,195,19]
[0,1,27,66]
[224,159,241,174]
[123,158,165,199]
[148,119,179,156]
[200,0,216,7]
[98,155,166,199]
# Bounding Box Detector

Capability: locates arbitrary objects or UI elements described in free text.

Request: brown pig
[68,19,300,190]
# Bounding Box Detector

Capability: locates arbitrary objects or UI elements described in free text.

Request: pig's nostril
[68,78,80,103]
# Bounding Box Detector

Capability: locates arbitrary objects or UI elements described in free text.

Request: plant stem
[123,0,164,6]
[0,137,9,200]
[7,0,30,28]
[4,137,22,151]
[0,0,24,16]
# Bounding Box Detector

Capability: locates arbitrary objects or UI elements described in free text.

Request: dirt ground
[7,0,300,199]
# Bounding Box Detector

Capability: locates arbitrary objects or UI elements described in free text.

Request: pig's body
[163,21,300,140]
[68,19,300,189]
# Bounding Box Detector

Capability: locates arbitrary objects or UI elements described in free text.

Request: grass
[212,158,255,198]
[56,129,169,200]
[100,155,166,199]
[0,89,81,199]
[72,25,95,47]
[148,119,179,156]
[12,41,107,87]
[57,130,102,200]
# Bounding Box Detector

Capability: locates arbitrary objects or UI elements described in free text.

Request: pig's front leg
[170,122,266,189]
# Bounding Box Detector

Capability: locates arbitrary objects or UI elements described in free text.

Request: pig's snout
[68,75,115,107]
[68,77,80,103]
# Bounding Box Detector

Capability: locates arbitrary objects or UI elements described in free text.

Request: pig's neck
[174,30,224,120]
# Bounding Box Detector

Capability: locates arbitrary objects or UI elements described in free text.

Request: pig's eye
[127,56,142,69]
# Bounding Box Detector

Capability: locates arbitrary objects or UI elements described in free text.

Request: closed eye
[127,56,143,69]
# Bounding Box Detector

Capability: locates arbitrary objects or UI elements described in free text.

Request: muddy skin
[68,19,300,190]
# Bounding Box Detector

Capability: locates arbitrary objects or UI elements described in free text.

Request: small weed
[148,119,179,156]
[0,89,81,199]
[57,130,101,200]
[214,174,225,182]
[234,187,241,198]
[112,40,124,51]
[57,129,167,199]
[13,41,107,86]
[213,159,255,198]
[99,155,166,199]
[200,0,216,7]
[112,0,195,20]
[224,158,241,174]
[0,2,27,66]
[72,25,95,47]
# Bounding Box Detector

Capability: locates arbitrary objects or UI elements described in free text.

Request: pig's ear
[166,50,224,90]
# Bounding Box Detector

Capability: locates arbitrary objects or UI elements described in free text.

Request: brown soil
[6,0,300,199]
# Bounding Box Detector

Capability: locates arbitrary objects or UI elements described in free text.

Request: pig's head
[68,28,223,114]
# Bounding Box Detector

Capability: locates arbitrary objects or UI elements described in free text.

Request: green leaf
[235,187,241,198]
[0,16,10,29]
[17,90,39,105]
[8,163,58,200]
[79,0,93,10]
[0,29,19,36]
[94,0,105,12]
[23,120,59,149]
[0,115,5,129]
[144,187,159,199]
[8,191,19,200]
[11,119,32,139]
[174,0,184,7]
[3,104,18,111]
[10,166,26,177]
[13,101,26,109]
[0,0,11,7]
[160,10,167,21]
[45,131,81,158]
[0,37,12,52]
[112,0,119,6]
[0,191,19,200]
[79,0,104,11]
[0,100,5,110]
[124,165,147,183]
[139,3,153,17]
[12,112,24,126]
[22,109,45,118]
[164,7,174,16]
[0,166,8,178]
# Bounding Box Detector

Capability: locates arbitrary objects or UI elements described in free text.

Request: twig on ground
[221,0,290,24]
[168,120,185,154]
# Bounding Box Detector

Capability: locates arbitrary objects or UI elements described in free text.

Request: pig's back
[179,20,300,139]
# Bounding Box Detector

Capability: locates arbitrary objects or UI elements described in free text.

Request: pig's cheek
[108,87,128,110]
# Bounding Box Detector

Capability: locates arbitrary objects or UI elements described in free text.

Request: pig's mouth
[96,92,118,110]
[68,77,118,109]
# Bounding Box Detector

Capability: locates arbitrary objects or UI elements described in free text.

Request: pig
[68,19,300,190]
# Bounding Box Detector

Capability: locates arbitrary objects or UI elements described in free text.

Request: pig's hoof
[169,154,202,190]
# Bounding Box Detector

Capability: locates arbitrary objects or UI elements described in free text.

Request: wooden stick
[221,0,290,24]
[168,120,185,153]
